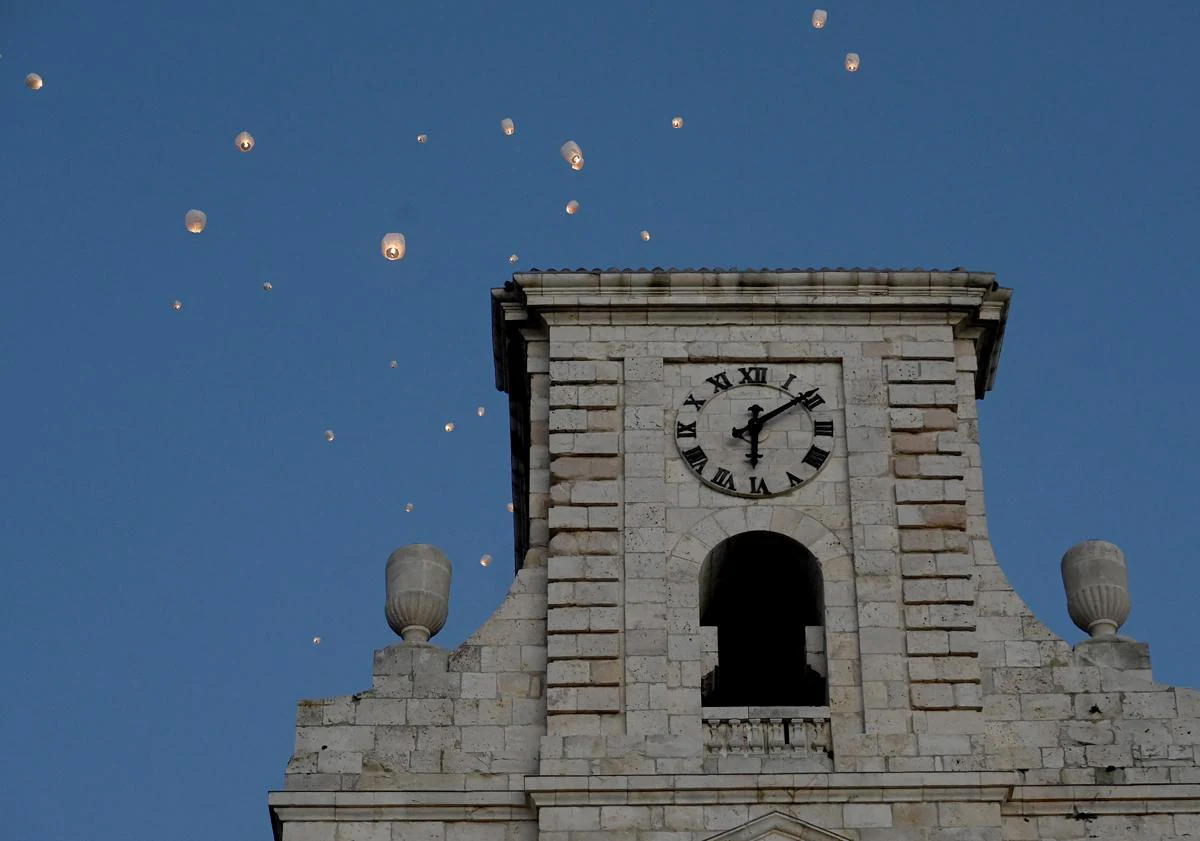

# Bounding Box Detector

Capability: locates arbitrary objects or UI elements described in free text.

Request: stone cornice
[522,772,1015,806]
[509,270,998,296]
[1004,783,1200,816]
[491,270,1012,399]
[268,778,1200,833]
[268,789,533,827]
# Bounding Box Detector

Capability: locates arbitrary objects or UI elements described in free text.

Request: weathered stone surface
[272,271,1198,841]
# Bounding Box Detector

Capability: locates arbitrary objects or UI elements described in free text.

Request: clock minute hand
[756,388,818,426]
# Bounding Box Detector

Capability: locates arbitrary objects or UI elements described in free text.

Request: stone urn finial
[1061,539,1131,638]
[385,544,452,643]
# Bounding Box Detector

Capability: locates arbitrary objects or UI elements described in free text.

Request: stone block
[285,825,337,841]
[844,803,893,828]
[577,385,619,407]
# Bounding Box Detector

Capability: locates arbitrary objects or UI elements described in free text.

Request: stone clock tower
[269,269,1200,841]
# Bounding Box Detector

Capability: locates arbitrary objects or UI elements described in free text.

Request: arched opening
[699,530,827,707]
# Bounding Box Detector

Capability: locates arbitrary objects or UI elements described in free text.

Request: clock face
[674,366,835,498]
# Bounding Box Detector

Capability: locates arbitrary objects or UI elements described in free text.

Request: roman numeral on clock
[705,372,733,393]
[786,472,804,488]
[801,388,825,410]
[803,445,830,469]
[682,445,708,473]
[781,373,797,392]
[800,388,825,410]
[683,393,706,410]
[749,476,770,495]
[738,366,767,384]
[676,420,697,438]
[711,468,736,491]
[813,420,834,437]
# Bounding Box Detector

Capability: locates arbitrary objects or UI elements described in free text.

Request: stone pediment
[703,812,851,841]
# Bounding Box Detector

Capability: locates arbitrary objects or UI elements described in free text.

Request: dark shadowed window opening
[699,530,827,707]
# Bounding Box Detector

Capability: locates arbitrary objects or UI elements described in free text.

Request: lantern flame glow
[560,141,584,171]
[185,209,207,234]
[381,232,406,261]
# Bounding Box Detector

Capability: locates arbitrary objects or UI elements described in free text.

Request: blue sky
[2,2,1198,838]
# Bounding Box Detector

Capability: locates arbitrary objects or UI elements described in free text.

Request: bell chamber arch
[699,530,828,707]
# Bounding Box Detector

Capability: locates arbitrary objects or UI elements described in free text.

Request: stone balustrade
[702,706,832,760]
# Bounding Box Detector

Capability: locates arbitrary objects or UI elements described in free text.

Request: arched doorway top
[668,506,851,577]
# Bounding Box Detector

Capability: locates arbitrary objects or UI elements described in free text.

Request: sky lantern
[416,134,428,144]
[444,422,455,432]
[235,131,254,152]
[262,281,273,291]
[25,73,43,90]
[560,141,584,171]
[404,502,414,512]
[185,209,207,234]
[312,636,321,646]
[509,254,519,264]
[845,52,860,72]
[565,200,579,215]
[671,116,683,129]
[324,429,335,442]
[506,502,515,513]
[477,406,486,417]
[390,360,398,368]
[641,230,651,241]
[480,554,492,567]
[381,232,406,260]
[171,300,182,312]
[501,118,515,136]
[812,9,827,28]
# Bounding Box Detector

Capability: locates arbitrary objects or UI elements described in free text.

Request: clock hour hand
[732,405,765,468]
[731,404,764,442]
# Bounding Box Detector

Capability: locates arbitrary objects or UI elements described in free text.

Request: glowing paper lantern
[444,422,455,432]
[312,636,321,645]
[235,131,255,152]
[381,232,406,261]
[404,502,414,512]
[185,209,207,234]
[262,281,273,291]
[845,52,860,72]
[641,230,651,241]
[560,140,584,171]
[480,554,492,567]
[501,118,515,136]
[390,360,399,368]
[509,254,519,264]
[416,134,428,144]
[506,502,515,513]
[565,200,579,215]
[812,9,827,28]
[25,73,43,90]
[171,300,183,312]
[671,116,683,129]
[324,429,335,442]
[477,406,485,417]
